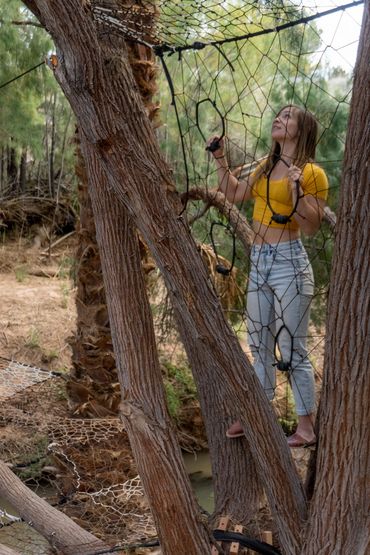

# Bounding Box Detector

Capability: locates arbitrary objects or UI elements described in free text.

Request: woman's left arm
[288,165,326,236]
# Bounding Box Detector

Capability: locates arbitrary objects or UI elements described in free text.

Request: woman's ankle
[226,420,244,438]
[296,414,315,441]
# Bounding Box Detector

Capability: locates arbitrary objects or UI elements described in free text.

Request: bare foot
[287,432,316,448]
[226,420,244,438]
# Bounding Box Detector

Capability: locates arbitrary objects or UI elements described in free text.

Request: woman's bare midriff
[252,221,300,245]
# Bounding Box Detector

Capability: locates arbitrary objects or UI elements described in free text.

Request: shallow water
[183,450,214,513]
[0,453,214,553]
[0,495,52,555]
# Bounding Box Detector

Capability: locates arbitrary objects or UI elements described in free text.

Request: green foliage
[0,1,76,195]
[157,10,351,198]
[59,281,70,309]
[42,349,59,362]
[0,3,49,149]
[164,381,182,419]
[14,265,27,282]
[162,361,198,420]
[25,326,40,348]
[277,382,298,435]
[14,435,49,482]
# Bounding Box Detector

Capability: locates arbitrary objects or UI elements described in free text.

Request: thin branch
[19,2,43,24]
[0,19,43,27]
[183,187,254,255]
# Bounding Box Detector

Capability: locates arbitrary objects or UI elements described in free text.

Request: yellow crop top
[250,162,329,230]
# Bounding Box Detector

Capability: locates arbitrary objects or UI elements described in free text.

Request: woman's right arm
[207,136,254,204]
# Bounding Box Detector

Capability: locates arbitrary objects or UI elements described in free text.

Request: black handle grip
[216,264,230,276]
[271,214,290,224]
[206,138,221,153]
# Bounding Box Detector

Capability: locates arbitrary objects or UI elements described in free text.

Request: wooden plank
[211,516,230,555]
[262,530,273,544]
[229,524,243,554]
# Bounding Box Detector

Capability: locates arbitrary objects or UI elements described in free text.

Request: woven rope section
[0,357,60,400]
[91,0,362,49]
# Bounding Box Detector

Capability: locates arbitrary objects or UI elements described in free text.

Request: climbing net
[0,0,365,553]
[92,0,363,51]
[96,0,362,425]
[0,381,156,554]
[0,357,62,400]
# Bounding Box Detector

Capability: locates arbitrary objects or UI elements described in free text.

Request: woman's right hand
[206,135,224,159]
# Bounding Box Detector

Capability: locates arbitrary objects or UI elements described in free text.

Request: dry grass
[0,236,77,373]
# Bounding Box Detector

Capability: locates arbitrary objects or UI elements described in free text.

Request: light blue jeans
[246,239,315,415]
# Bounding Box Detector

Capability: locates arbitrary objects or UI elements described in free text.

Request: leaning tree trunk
[65,21,211,552]
[81,137,211,553]
[0,461,112,555]
[67,39,159,419]
[67,4,263,528]
[22,3,307,553]
[301,3,370,553]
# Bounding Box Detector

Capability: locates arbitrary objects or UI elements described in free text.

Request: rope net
[0,0,364,553]
[0,377,156,554]
[145,0,361,425]
[92,0,363,51]
[0,357,61,400]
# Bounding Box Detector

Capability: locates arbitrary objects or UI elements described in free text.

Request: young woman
[207,105,328,447]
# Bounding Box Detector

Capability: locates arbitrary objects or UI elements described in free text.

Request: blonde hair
[254,105,318,180]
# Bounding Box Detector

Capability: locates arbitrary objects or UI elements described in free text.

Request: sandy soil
[0,237,162,554]
[0,238,77,374]
[0,235,321,555]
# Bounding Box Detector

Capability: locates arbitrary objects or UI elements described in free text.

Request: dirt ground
[0,236,163,554]
[0,234,320,555]
[0,236,77,373]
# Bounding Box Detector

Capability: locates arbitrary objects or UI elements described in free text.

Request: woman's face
[271,107,299,144]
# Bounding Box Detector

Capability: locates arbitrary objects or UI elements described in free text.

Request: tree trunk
[302,3,370,553]
[68,35,159,419]
[7,144,17,194]
[19,147,27,193]
[70,4,262,530]
[22,2,306,553]
[82,137,211,553]
[0,461,112,555]
[0,544,21,555]
[48,91,57,197]
[85,8,262,533]
[67,142,120,418]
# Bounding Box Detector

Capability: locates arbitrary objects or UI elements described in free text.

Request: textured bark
[21,2,308,552]
[67,27,159,418]
[0,544,21,555]
[68,5,262,530]
[81,138,211,554]
[0,461,111,555]
[302,3,370,554]
[68,143,120,417]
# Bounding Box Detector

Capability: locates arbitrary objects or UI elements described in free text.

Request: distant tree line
[0,1,75,198]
